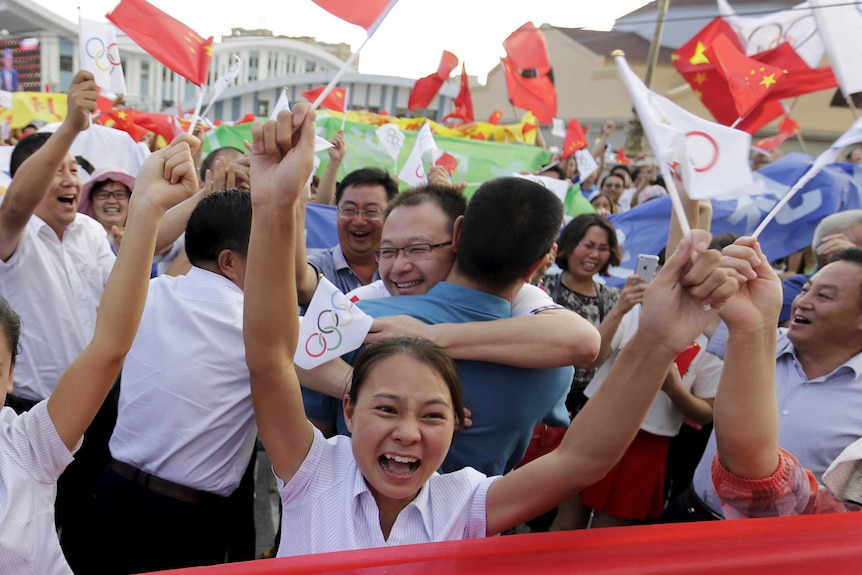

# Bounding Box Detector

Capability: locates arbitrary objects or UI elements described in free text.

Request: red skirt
[580,429,670,521]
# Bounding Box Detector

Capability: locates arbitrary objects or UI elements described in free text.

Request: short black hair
[0,296,21,365]
[455,177,563,288]
[185,188,252,267]
[335,167,398,205]
[10,132,52,178]
[384,184,466,229]
[199,146,244,181]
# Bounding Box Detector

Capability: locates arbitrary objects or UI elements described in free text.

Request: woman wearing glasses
[79,167,135,253]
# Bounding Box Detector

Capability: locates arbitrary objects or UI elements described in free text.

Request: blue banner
[605,153,862,287]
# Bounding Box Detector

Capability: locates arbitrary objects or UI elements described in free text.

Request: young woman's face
[344,353,456,509]
[591,195,613,216]
[566,225,612,281]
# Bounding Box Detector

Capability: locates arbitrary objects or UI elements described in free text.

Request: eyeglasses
[374,242,453,263]
[93,189,131,201]
[577,240,611,254]
[337,206,384,221]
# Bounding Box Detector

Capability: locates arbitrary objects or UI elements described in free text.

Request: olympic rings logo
[304,292,357,357]
[684,131,719,173]
[85,37,122,74]
[384,127,402,147]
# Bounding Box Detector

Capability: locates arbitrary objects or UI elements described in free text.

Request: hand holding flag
[78,17,127,96]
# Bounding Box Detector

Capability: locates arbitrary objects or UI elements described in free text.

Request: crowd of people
[1,69,861,575]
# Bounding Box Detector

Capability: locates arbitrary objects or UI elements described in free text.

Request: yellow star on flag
[689,42,710,66]
[694,72,708,86]
[760,74,777,88]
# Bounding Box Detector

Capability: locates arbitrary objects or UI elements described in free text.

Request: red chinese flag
[311,0,394,31]
[133,111,181,142]
[434,152,459,176]
[106,0,213,86]
[753,116,800,154]
[674,342,701,378]
[673,18,782,133]
[616,147,632,165]
[503,22,552,71]
[301,86,347,112]
[442,64,474,123]
[501,57,557,124]
[408,51,459,111]
[755,42,837,101]
[96,110,150,142]
[705,34,785,118]
[487,110,503,125]
[561,119,588,158]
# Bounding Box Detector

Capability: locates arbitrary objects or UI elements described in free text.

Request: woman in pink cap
[79,167,135,252]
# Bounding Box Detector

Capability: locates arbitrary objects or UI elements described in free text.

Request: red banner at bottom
[151,512,862,574]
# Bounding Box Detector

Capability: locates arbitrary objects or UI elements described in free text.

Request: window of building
[305,60,315,73]
[249,51,259,82]
[257,99,269,117]
[140,61,149,95]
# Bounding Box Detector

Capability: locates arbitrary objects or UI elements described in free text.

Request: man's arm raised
[246,108,317,482]
[47,134,200,450]
[0,70,96,260]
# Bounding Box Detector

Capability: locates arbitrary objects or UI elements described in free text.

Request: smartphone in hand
[635,254,660,284]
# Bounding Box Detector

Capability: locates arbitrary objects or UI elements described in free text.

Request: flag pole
[341,87,349,131]
[612,50,691,240]
[310,0,398,113]
[187,86,205,134]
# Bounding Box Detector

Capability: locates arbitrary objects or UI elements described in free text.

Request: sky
[33,0,651,83]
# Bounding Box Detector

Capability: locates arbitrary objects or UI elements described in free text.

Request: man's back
[357,282,572,476]
[109,267,254,495]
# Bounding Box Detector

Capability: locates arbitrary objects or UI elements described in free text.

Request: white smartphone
[635,254,660,284]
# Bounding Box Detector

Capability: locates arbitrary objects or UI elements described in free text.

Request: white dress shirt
[109,267,254,496]
[0,401,77,575]
[277,426,497,557]
[0,215,115,401]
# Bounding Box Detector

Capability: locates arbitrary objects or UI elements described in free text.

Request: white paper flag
[398,123,437,186]
[574,149,598,182]
[0,90,11,110]
[513,172,571,204]
[809,0,862,98]
[270,88,291,119]
[551,118,566,139]
[78,17,127,95]
[376,123,406,164]
[295,277,374,370]
[615,54,759,200]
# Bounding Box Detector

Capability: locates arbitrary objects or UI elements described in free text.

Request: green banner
[203,115,553,198]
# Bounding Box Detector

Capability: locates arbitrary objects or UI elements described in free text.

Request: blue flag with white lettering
[605,153,862,287]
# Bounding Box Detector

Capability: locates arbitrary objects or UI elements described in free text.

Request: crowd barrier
[151,512,862,574]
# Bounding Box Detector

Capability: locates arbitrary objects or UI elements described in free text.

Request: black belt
[108,460,221,506]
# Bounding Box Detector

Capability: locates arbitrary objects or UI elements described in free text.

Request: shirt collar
[777,329,862,380]
[185,266,245,295]
[350,463,435,540]
[30,213,81,239]
[331,244,350,272]
[426,282,511,317]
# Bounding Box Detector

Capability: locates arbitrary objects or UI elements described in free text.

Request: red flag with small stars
[107,0,213,86]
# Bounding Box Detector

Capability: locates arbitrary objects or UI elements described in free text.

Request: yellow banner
[0,92,67,129]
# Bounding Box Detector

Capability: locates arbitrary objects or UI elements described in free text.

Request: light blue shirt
[693,329,862,515]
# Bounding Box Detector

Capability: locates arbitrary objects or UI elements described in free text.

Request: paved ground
[253,446,281,558]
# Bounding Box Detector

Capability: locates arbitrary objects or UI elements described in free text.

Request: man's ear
[343,394,354,433]
[451,215,464,253]
[217,249,242,284]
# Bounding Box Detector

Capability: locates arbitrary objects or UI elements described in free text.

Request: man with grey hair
[779,209,862,324]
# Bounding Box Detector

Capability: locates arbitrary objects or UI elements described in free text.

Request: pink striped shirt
[276,426,497,557]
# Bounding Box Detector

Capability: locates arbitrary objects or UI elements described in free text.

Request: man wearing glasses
[296,167,398,306]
